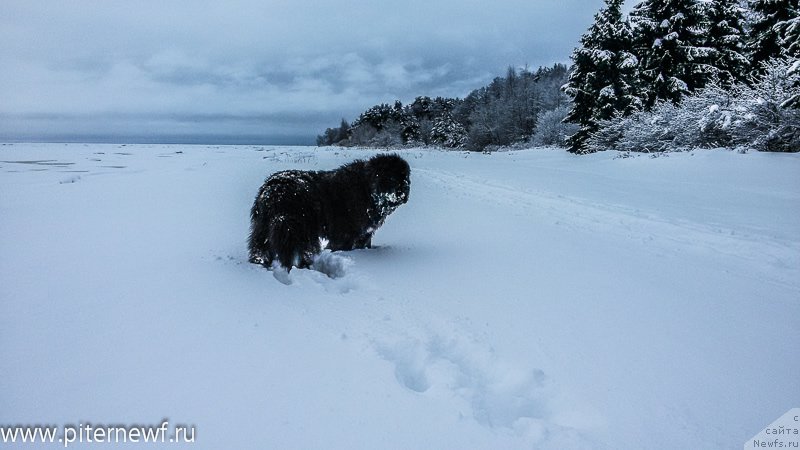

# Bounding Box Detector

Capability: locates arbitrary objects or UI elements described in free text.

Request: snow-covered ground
[1,143,798,449]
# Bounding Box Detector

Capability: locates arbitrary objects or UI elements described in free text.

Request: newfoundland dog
[248,153,410,271]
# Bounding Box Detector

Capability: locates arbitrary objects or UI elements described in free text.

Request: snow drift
[1,144,798,449]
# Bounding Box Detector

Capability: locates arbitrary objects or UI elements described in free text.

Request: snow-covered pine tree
[630,0,713,108]
[563,0,643,153]
[430,113,468,148]
[748,0,800,69]
[703,0,751,86]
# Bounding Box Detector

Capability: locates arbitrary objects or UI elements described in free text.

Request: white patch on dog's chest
[372,193,399,217]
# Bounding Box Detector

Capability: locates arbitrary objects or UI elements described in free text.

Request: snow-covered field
[1,143,798,449]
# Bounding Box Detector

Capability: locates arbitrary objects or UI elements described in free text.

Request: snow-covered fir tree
[630,0,713,108]
[563,0,643,153]
[430,114,468,148]
[703,0,751,86]
[748,0,800,69]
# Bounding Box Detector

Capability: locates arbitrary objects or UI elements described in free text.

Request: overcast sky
[1,0,613,144]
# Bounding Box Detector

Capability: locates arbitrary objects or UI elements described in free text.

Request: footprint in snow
[376,332,550,429]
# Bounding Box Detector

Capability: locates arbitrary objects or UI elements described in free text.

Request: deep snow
[1,143,798,449]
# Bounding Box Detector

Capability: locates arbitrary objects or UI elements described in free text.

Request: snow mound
[312,250,353,279]
[268,251,353,286]
[271,261,292,285]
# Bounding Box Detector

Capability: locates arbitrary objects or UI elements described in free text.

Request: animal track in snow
[376,331,551,430]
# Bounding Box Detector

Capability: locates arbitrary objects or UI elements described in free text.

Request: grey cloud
[1,0,607,143]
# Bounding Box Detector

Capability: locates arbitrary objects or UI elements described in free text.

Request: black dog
[248,153,410,271]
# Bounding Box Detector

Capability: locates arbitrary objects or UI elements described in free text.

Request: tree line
[317,64,576,151]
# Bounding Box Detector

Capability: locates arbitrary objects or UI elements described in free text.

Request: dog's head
[367,154,410,216]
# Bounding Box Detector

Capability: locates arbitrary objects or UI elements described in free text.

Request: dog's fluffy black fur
[248,153,410,271]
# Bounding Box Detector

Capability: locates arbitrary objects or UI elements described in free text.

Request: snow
[618,53,638,70]
[1,143,798,449]
[669,76,690,92]
[789,59,800,75]
[590,49,613,63]
[598,86,616,99]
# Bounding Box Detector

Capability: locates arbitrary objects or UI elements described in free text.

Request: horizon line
[0,133,317,146]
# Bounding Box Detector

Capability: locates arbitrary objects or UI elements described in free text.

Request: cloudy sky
[1,0,612,144]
